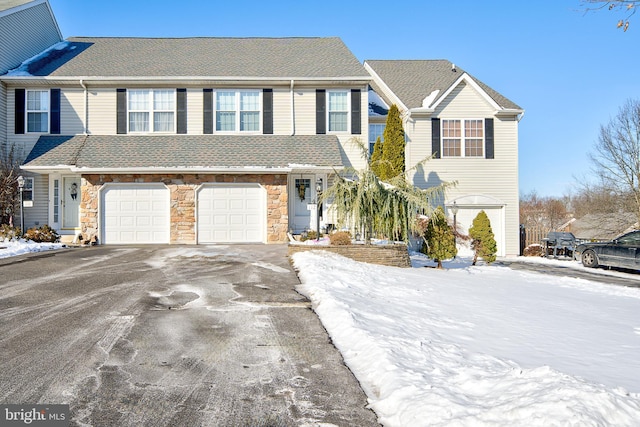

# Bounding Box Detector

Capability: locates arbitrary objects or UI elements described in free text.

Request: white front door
[62,176,81,229]
[291,175,316,234]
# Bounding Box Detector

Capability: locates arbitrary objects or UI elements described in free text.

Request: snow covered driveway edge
[292,250,640,427]
[0,239,66,259]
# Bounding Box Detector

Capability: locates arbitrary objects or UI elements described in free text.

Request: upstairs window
[328,91,348,132]
[128,89,175,132]
[215,90,260,132]
[26,90,49,133]
[442,119,484,157]
[369,123,385,154]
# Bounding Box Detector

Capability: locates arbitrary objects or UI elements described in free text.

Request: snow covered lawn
[0,239,65,259]
[292,250,640,427]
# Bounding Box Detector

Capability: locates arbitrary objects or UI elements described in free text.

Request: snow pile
[0,239,65,259]
[6,41,73,76]
[292,250,640,426]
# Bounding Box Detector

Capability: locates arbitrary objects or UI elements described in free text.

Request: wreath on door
[297,181,306,201]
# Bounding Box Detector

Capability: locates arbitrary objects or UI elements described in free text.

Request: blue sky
[47,0,640,198]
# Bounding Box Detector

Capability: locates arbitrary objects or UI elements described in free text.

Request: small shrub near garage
[23,224,60,243]
[330,231,352,246]
[0,224,22,241]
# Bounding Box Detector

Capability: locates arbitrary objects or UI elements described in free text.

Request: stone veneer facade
[80,174,288,244]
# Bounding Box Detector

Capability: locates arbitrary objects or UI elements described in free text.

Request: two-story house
[365,60,523,256]
[2,37,371,244]
[0,0,62,213]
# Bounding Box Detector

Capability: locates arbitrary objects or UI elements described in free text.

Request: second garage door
[197,184,265,243]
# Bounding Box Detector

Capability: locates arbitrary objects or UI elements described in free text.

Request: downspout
[290,79,295,136]
[79,79,88,135]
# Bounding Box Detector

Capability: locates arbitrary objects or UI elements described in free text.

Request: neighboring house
[568,212,638,241]
[0,0,61,206]
[365,60,524,256]
[1,37,371,243]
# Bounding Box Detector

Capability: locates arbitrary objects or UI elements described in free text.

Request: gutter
[79,79,88,134]
[290,79,295,135]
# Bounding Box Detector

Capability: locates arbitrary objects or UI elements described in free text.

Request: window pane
[329,112,348,132]
[328,91,348,111]
[27,112,48,132]
[443,139,461,157]
[240,111,259,131]
[217,92,236,111]
[154,90,174,110]
[154,112,174,132]
[240,91,259,111]
[129,112,149,132]
[216,112,235,131]
[27,91,49,111]
[465,120,483,138]
[465,139,483,157]
[128,90,149,110]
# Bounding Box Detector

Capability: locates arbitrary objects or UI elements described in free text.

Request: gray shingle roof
[24,134,344,169]
[365,60,521,110]
[27,37,369,79]
[0,0,34,13]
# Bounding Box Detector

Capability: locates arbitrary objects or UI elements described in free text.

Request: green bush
[0,224,21,241]
[329,231,352,245]
[420,206,457,269]
[469,210,497,265]
[300,230,319,242]
[23,224,60,243]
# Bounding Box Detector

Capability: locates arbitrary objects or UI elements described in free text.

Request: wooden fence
[522,225,550,249]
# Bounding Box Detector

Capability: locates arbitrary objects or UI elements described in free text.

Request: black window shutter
[50,88,61,134]
[15,89,25,134]
[316,89,326,135]
[203,89,213,134]
[351,89,361,135]
[116,88,127,134]
[263,89,273,134]
[431,118,441,159]
[485,118,494,159]
[177,88,187,134]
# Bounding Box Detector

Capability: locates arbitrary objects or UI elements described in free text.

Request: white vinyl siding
[0,2,62,74]
[60,89,85,134]
[88,89,116,135]
[272,88,291,134]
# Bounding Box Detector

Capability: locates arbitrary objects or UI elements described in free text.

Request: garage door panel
[198,184,265,243]
[102,185,170,244]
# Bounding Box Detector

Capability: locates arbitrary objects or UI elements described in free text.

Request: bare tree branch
[582,0,638,31]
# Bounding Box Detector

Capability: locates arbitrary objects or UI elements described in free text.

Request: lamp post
[17,175,25,235]
[315,178,323,242]
[451,201,459,237]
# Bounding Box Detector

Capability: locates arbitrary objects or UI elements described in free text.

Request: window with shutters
[327,90,349,132]
[441,119,484,157]
[26,90,49,133]
[214,90,261,132]
[128,89,175,133]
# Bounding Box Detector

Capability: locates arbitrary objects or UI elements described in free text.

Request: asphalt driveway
[0,245,378,426]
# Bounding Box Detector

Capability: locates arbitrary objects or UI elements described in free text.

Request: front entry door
[292,176,314,233]
[62,177,80,229]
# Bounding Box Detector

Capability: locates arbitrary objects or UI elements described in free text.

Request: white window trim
[213,89,262,134]
[327,90,350,134]
[441,118,485,158]
[26,89,50,134]
[21,177,34,202]
[127,89,177,134]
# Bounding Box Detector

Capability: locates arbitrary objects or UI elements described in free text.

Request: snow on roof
[368,88,389,117]
[6,41,72,76]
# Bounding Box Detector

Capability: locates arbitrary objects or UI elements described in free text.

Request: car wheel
[582,249,599,268]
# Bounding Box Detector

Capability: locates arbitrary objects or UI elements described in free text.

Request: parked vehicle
[576,230,640,270]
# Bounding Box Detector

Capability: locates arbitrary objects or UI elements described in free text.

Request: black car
[576,230,640,270]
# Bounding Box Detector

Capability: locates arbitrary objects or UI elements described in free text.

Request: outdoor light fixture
[316,178,323,241]
[451,201,459,237]
[17,175,25,234]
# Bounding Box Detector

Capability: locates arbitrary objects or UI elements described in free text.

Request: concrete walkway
[0,245,379,426]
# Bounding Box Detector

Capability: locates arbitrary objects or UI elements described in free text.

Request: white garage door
[102,184,170,244]
[198,184,265,243]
